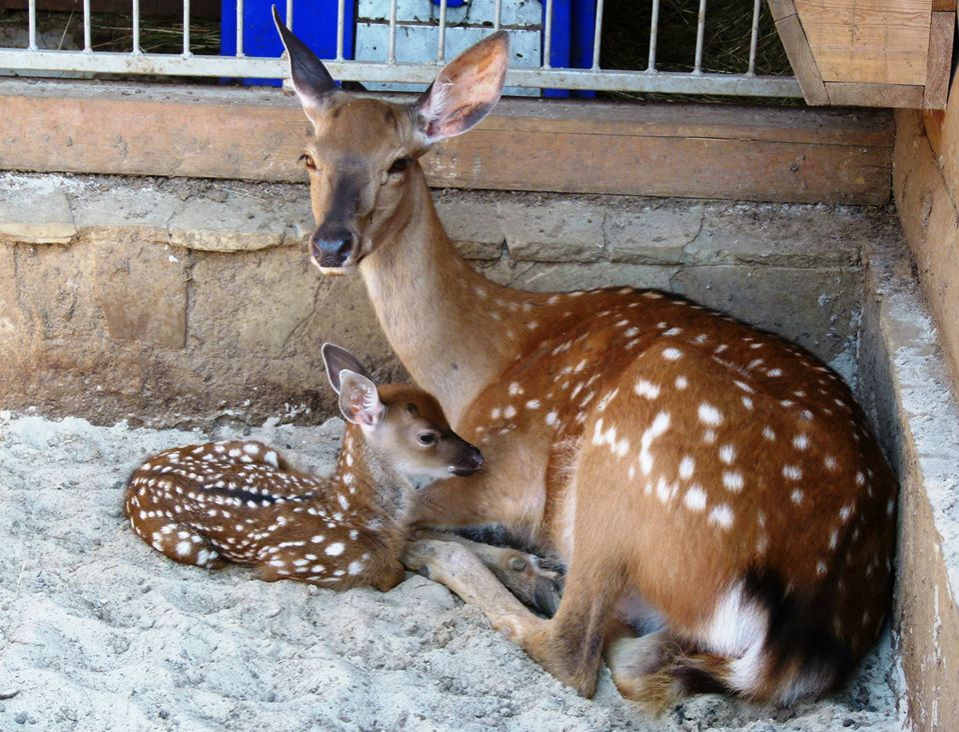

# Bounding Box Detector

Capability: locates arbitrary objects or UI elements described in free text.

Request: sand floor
[0,411,904,731]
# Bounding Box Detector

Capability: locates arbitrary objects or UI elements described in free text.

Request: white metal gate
[0,1,802,98]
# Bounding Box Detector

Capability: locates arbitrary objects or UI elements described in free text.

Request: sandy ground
[0,411,904,732]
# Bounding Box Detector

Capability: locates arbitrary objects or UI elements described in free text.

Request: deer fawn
[123,343,483,591]
[274,13,898,710]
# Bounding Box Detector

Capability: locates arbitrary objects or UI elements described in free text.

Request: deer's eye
[299,154,316,171]
[389,157,412,174]
[417,432,437,447]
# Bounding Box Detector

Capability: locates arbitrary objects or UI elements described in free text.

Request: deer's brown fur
[274,19,898,710]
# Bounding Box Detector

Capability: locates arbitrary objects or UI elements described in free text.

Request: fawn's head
[322,343,484,478]
[273,8,509,274]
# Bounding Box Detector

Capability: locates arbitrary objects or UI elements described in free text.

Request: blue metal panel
[543,0,596,98]
[221,0,356,86]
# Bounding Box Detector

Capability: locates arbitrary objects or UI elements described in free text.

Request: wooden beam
[923,11,956,109]
[773,13,830,105]
[767,0,798,21]
[825,81,926,107]
[0,80,894,205]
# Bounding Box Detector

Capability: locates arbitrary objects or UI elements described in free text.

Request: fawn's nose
[451,445,484,477]
[311,228,357,268]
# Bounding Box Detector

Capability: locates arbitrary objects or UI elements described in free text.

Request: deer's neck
[331,425,413,530]
[360,172,524,426]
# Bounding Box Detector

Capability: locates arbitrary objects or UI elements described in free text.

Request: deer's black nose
[451,445,484,477]
[311,229,356,268]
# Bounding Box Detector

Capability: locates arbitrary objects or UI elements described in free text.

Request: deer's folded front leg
[413,530,565,616]
[403,539,546,638]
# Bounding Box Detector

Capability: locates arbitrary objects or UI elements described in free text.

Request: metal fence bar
[647,0,660,72]
[388,0,398,63]
[132,0,141,54]
[747,0,761,75]
[0,1,803,99]
[183,0,191,57]
[591,0,604,70]
[0,48,803,97]
[543,0,553,69]
[693,0,706,74]
[28,0,37,51]
[336,0,346,61]
[82,0,91,52]
[437,0,448,62]
[235,0,244,56]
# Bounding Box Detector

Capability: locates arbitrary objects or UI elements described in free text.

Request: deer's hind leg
[131,517,225,569]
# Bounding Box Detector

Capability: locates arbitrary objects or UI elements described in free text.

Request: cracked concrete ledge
[858,237,959,731]
[1,173,867,267]
[0,171,888,427]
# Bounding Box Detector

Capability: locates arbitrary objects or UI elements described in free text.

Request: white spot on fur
[719,444,736,465]
[679,456,695,480]
[684,485,707,511]
[639,412,671,476]
[325,542,345,556]
[783,465,802,480]
[708,504,734,529]
[698,403,723,426]
[722,471,744,492]
[634,379,660,400]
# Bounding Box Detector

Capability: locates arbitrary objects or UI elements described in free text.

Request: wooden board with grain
[796,0,933,86]
[923,11,955,108]
[0,80,894,205]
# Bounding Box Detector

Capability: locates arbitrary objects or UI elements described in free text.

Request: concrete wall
[0,173,869,429]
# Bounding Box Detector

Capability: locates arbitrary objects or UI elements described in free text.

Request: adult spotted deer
[274,13,898,710]
[123,343,483,590]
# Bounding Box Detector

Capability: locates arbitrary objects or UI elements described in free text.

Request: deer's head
[321,343,484,478]
[273,8,509,274]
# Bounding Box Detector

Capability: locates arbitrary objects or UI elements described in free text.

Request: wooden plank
[893,108,959,381]
[0,0,220,17]
[923,11,955,109]
[932,0,956,11]
[826,81,926,107]
[767,0,798,21]
[0,81,893,205]
[774,14,830,105]
[923,109,946,156]
[796,0,932,86]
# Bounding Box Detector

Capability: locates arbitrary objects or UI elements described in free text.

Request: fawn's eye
[299,154,316,171]
[417,431,437,446]
[389,157,412,174]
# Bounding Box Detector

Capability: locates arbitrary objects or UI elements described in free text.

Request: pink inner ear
[419,33,508,141]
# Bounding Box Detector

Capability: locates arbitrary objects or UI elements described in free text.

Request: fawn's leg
[133,518,225,569]
[414,530,565,615]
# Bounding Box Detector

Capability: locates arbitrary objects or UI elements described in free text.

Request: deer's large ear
[322,343,372,394]
[272,5,337,113]
[414,31,509,144]
[338,370,385,427]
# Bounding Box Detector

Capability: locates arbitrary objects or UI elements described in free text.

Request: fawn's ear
[413,31,509,143]
[338,370,385,427]
[322,343,372,393]
[272,5,337,114]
